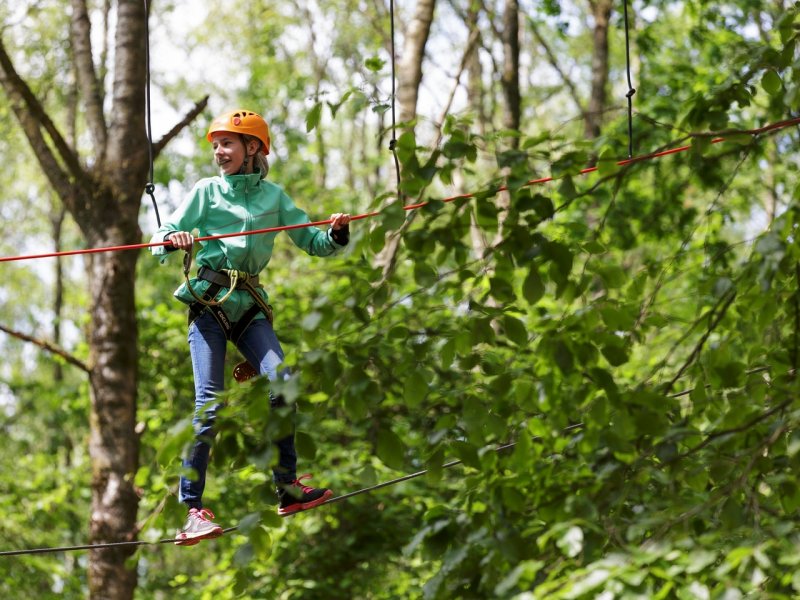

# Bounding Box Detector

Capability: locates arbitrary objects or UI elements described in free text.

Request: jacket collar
[223,170,262,191]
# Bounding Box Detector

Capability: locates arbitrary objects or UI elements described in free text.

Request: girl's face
[211,132,252,175]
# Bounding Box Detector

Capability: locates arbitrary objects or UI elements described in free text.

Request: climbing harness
[182,247,274,346]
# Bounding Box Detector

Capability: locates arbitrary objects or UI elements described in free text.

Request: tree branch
[528,18,585,117]
[664,289,737,393]
[152,95,210,159]
[0,324,90,373]
[0,38,87,202]
[70,0,108,153]
[666,397,792,465]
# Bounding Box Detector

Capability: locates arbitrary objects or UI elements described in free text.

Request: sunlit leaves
[761,70,783,96]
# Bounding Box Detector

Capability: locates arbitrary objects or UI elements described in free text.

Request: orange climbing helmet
[206,109,271,155]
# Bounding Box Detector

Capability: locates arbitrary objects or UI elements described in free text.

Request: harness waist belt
[197,266,260,288]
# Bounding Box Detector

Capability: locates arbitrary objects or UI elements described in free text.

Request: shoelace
[291,474,317,494]
[190,508,216,522]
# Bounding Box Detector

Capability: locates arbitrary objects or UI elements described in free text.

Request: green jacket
[151,171,346,323]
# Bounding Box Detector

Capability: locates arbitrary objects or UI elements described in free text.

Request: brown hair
[244,135,269,179]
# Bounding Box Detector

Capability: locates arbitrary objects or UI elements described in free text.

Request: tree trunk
[493,0,521,247]
[375,0,437,281]
[585,0,613,139]
[501,0,521,139]
[86,236,141,600]
[397,0,436,125]
[465,5,486,136]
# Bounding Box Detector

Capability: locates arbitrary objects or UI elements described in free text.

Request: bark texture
[397,0,436,125]
[501,0,521,138]
[586,0,613,138]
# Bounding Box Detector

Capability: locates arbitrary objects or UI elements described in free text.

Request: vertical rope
[388,0,402,199]
[622,0,636,159]
[143,0,161,227]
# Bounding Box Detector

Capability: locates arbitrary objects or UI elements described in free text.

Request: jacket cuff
[162,231,179,253]
[330,224,349,246]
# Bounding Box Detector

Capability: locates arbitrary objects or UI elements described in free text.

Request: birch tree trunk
[376,0,437,280]
[397,0,436,125]
[492,0,521,246]
[585,0,613,138]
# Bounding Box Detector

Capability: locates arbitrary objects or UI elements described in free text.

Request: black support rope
[143,0,161,227]
[0,430,585,558]
[388,0,402,199]
[622,0,637,158]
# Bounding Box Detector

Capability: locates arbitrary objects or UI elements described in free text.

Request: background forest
[0,0,799,598]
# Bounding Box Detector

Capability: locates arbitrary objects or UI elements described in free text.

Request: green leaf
[599,305,636,331]
[426,447,445,484]
[690,380,708,412]
[596,263,628,289]
[369,224,387,253]
[413,262,438,287]
[489,276,515,302]
[295,430,317,459]
[503,315,528,346]
[380,201,405,231]
[250,525,272,560]
[778,11,797,43]
[523,267,545,304]
[233,542,255,567]
[395,130,417,164]
[404,371,428,407]
[364,56,385,72]
[692,136,712,155]
[582,240,606,254]
[544,241,573,279]
[451,440,480,469]
[440,338,455,369]
[376,427,406,470]
[761,70,783,96]
[558,175,577,200]
[305,102,322,132]
[344,393,368,420]
[597,148,621,177]
[553,339,574,374]
[601,342,629,366]
[237,512,261,533]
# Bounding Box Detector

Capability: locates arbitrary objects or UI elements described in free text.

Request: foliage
[1,0,800,598]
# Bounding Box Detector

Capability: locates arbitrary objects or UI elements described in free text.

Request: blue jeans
[179,310,297,509]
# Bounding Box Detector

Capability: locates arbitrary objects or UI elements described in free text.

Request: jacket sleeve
[149,181,208,262]
[279,191,346,256]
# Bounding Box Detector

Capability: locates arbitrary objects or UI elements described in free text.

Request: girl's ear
[247,139,261,156]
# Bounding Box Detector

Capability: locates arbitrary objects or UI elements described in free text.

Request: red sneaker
[277,475,333,515]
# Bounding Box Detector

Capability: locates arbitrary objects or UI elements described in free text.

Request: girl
[151,109,351,546]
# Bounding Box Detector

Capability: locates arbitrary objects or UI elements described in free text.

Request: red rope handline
[1,116,798,264]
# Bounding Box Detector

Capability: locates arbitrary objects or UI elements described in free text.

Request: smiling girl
[151,109,350,545]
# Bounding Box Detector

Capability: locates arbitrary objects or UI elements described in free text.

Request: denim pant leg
[180,311,227,509]
[235,318,298,484]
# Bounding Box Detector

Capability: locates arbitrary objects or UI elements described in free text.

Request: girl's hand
[167,231,194,251]
[330,213,351,230]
